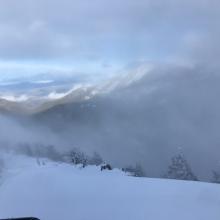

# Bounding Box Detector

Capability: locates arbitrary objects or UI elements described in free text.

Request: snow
[47,91,68,100]
[0,154,219,220]
[47,84,90,100]
[1,94,29,102]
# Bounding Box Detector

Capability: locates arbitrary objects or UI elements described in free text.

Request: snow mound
[0,154,219,220]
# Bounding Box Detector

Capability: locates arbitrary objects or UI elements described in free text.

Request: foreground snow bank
[0,154,219,220]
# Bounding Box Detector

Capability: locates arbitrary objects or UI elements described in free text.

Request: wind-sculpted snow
[0,153,219,220]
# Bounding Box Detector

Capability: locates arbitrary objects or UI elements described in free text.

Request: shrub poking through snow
[101,164,112,171]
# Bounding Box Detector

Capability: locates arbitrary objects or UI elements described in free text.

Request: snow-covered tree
[123,163,145,177]
[17,142,63,162]
[164,154,198,181]
[89,152,103,166]
[69,148,88,167]
[212,171,220,183]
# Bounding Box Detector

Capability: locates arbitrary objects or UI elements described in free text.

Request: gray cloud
[0,0,219,68]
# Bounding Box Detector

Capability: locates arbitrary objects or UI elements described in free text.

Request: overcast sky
[0,0,219,79]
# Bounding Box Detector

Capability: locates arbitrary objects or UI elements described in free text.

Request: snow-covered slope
[0,154,219,220]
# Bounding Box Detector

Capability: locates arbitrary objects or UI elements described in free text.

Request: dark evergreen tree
[101,164,112,171]
[164,154,198,181]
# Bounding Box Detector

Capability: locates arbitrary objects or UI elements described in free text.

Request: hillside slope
[0,154,219,220]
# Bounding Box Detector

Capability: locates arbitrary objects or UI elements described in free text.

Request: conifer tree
[212,171,220,183]
[165,154,198,181]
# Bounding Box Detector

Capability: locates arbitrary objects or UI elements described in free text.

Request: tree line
[2,142,220,183]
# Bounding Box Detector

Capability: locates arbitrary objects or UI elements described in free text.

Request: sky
[0,0,219,79]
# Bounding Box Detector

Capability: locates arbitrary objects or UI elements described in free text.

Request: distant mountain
[0,63,152,114]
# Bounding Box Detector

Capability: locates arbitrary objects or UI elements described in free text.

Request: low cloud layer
[1,63,220,181]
